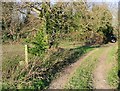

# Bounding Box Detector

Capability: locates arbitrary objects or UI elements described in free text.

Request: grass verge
[107,43,119,88]
[64,47,106,89]
[2,43,97,90]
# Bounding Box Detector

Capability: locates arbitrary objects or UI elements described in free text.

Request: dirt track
[49,43,116,89]
[49,48,98,89]
[93,45,111,89]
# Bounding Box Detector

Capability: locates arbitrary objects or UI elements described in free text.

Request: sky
[1,0,117,2]
[3,0,118,2]
[50,0,119,3]
[87,0,119,2]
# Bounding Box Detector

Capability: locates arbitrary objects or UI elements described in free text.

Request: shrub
[28,25,49,56]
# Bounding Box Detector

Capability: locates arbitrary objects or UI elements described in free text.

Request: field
[2,42,119,89]
[2,42,94,89]
[1,1,119,90]
[50,43,119,89]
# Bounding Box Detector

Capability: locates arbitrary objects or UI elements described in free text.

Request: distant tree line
[2,1,116,56]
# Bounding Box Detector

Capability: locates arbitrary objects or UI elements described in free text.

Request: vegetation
[1,1,118,90]
[2,43,95,89]
[107,44,118,88]
[65,44,118,89]
[108,66,118,88]
[2,2,116,45]
[65,46,105,89]
[26,21,49,56]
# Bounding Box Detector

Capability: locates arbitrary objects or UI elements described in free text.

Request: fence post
[25,45,28,66]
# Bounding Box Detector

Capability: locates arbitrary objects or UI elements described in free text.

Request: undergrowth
[2,45,96,90]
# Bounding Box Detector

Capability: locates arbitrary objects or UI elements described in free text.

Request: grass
[64,46,105,89]
[106,43,119,88]
[59,40,84,49]
[39,45,96,89]
[64,43,119,89]
[2,42,96,89]
[107,66,118,88]
[3,42,118,89]
[2,44,24,76]
[2,44,24,89]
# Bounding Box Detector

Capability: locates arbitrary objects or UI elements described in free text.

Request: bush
[28,26,49,56]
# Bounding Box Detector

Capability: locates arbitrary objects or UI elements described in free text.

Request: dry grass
[2,44,24,60]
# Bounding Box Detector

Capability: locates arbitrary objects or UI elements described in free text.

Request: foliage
[2,1,117,90]
[2,2,23,42]
[91,4,113,43]
[2,43,95,90]
[2,2,114,46]
[27,21,48,56]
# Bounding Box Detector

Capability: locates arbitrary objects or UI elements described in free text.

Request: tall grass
[2,44,96,90]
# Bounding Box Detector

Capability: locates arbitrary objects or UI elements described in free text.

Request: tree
[28,20,48,56]
[2,2,23,42]
[92,4,113,43]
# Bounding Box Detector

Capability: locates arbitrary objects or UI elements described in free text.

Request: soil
[49,49,98,89]
[49,43,115,89]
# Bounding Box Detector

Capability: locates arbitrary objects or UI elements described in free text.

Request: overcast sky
[49,0,119,2]
[87,0,119,2]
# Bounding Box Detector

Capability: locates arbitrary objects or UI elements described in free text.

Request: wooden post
[25,45,28,66]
